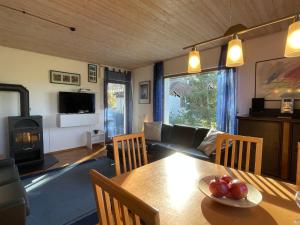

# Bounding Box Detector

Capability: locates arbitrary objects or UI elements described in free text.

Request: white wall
[164,47,221,76]
[132,64,154,132]
[0,46,104,156]
[237,31,287,115]
[132,47,221,131]
[131,30,289,127]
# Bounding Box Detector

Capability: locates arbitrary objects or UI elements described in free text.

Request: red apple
[220,174,233,184]
[209,177,229,198]
[228,179,248,200]
[226,190,233,198]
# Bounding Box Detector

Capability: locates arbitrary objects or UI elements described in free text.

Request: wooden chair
[296,142,300,186]
[90,169,160,225]
[215,133,263,175]
[112,132,148,176]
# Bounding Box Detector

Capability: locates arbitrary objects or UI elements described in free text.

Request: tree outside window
[164,70,221,128]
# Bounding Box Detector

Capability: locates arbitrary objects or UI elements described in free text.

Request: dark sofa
[0,158,29,225]
[107,124,217,163]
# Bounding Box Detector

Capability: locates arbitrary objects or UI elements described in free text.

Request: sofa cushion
[106,142,131,160]
[147,141,209,161]
[0,165,19,186]
[106,142,132,160]
[144,122,162,142]
[161,124,173,143]
[0,180,29,217]
[146,140,165,148]
[167,144,210,161]
[146,141,175,161]
[147,141,175,155]
[107,140,173,163]
[193,128,210,148]
[197,129,225,156]
[170,125,197,148]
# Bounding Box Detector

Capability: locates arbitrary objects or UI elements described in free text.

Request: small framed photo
[50,70,80,86]
[63,75,70,83]
[88,64,97,83]
[71,75,80,84]
[139,81,151,104]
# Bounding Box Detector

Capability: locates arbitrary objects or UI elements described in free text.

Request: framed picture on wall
[255,57,300,100]
[88,64,97,83]
[50,70,80,86]
[139,81,151,104]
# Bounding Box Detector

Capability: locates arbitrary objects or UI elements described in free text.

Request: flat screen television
[59,92,95,114]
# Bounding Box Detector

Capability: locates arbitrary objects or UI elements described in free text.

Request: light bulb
[189,55,200,68]
[287,29,300,49]
[228,45,242,62]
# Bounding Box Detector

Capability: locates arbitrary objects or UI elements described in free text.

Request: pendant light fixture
[187,46,201,73]
[226,34,244,67]
[183,11,300,70]
[284,14,300,57]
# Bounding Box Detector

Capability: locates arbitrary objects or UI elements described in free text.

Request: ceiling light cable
[0,3,76,31]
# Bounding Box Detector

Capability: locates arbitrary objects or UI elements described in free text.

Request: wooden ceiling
[0,0,300,69]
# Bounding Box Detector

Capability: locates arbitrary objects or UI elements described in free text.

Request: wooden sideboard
[238,116,300,182]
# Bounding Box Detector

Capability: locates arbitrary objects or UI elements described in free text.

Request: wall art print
[255,57,300,100]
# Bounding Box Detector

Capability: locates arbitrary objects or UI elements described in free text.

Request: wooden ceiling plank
[0,0,300,68]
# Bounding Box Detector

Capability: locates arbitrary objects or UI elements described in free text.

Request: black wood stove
[8,116,44,167]
[0,83,44,168]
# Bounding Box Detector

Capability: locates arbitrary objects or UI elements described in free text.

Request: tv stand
[57,113,99,128]
[87,130,105,150]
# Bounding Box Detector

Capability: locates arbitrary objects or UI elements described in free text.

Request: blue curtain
[126,71,133,133]
[104,67,109,137]
[104,67,132,139]
[153,62,164,121]
[216,45,237,134]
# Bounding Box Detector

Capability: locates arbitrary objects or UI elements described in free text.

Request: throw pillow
[197,129,224,156]
[144,122,162,142]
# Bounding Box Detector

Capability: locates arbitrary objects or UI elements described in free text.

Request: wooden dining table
[111,153,300,225]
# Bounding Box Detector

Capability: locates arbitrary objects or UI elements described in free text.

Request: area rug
[22,157,115,225]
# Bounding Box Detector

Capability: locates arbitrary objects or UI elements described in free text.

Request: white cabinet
[57,114,99,128]
[87,130,105,150]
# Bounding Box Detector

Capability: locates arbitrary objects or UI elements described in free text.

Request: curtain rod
[183,12,299,50]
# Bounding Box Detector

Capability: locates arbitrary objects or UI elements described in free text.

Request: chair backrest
[215,133,263,175]
[112,132,148,176]
[90,169,160,225]
[296,142,300,186]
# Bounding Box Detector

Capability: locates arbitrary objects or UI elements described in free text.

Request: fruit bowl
[199,175,262,208]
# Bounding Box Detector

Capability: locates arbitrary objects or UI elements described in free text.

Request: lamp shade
[187,48,201,73]
[284,20,300,57]
[226,37,244,67]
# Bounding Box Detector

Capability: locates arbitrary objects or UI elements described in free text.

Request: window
[106,82,126,138]
[164,70,222,128]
